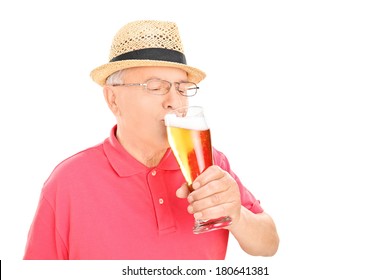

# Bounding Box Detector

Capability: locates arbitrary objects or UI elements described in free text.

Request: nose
[162,84,186,110]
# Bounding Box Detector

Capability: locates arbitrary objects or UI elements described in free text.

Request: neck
[116,126,168,168]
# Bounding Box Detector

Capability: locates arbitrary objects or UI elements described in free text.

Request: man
[24,20,279,260]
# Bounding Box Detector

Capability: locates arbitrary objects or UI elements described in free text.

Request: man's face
[107,66,189,148]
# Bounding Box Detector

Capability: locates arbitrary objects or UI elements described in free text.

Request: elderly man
[24,20,279,260]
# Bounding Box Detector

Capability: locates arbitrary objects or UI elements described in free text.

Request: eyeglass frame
[110,78,199,97]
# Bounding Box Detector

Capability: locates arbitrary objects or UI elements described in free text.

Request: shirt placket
[147,168,176,234]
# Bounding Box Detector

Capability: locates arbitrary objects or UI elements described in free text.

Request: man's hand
[176,165,242,228]
[177,165,279,256]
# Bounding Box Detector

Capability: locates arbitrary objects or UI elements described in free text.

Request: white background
[0,0,389,279]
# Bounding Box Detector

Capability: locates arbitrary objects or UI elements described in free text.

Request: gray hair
[105,69,126,85]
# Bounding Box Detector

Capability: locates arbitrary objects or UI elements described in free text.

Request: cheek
[119,97,155,121]
[117,94,141,116]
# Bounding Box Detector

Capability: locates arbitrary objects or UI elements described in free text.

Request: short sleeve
[212,148,263,214]
[23,190,68,260]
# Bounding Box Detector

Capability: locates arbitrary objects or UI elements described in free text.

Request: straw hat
[90,20,206,86]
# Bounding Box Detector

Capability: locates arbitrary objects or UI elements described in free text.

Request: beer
[167,126,212,191]
[165,108,212,190]
[165,106,232,233]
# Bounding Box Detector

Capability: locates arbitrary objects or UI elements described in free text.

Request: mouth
[161,119,168,127]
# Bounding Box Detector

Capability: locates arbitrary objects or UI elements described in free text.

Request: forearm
[229,206,279,256]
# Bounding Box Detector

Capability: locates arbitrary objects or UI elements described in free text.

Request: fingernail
[187,195,194,203]
[188,205,193,214]
[194,212,202,219]
[192,182,200,189]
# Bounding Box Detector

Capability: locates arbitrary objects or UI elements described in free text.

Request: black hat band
[110,48,187,64]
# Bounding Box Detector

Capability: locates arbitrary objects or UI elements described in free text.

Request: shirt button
[159,198,164,205]
[151,170,157,176]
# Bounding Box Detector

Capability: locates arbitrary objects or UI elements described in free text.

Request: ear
[103,86,120,116]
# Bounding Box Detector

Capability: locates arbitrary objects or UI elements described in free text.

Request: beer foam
[164,114,209,130]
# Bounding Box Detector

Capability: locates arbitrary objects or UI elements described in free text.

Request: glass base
[193,216,232,234]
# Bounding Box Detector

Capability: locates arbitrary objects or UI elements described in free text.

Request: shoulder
[54,143,104,173]
[42,142,105,193]
[212,147,231,170]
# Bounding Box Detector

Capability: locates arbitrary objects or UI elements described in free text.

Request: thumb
[176,182,190,199]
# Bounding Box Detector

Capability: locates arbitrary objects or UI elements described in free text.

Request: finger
[192,165,225,190]
[193,202,235,220]
[189,180,222,203]
[176,182,190,199]
[190,189,233,213]
[190,173,234,202]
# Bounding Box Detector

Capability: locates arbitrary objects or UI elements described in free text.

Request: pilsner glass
[164,106,232,234]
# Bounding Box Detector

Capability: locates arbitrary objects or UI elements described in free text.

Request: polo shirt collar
[103,125,180,177]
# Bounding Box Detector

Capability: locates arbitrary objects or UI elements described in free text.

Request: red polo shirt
[24,126,263,260]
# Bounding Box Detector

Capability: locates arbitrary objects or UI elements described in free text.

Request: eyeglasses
[111,78,199,97]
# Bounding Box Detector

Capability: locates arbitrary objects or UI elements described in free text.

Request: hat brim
[90,60,206,86]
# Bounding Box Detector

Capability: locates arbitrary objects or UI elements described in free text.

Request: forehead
[123,66,188,81]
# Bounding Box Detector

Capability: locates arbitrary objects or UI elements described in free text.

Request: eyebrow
[144,77,189,83]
